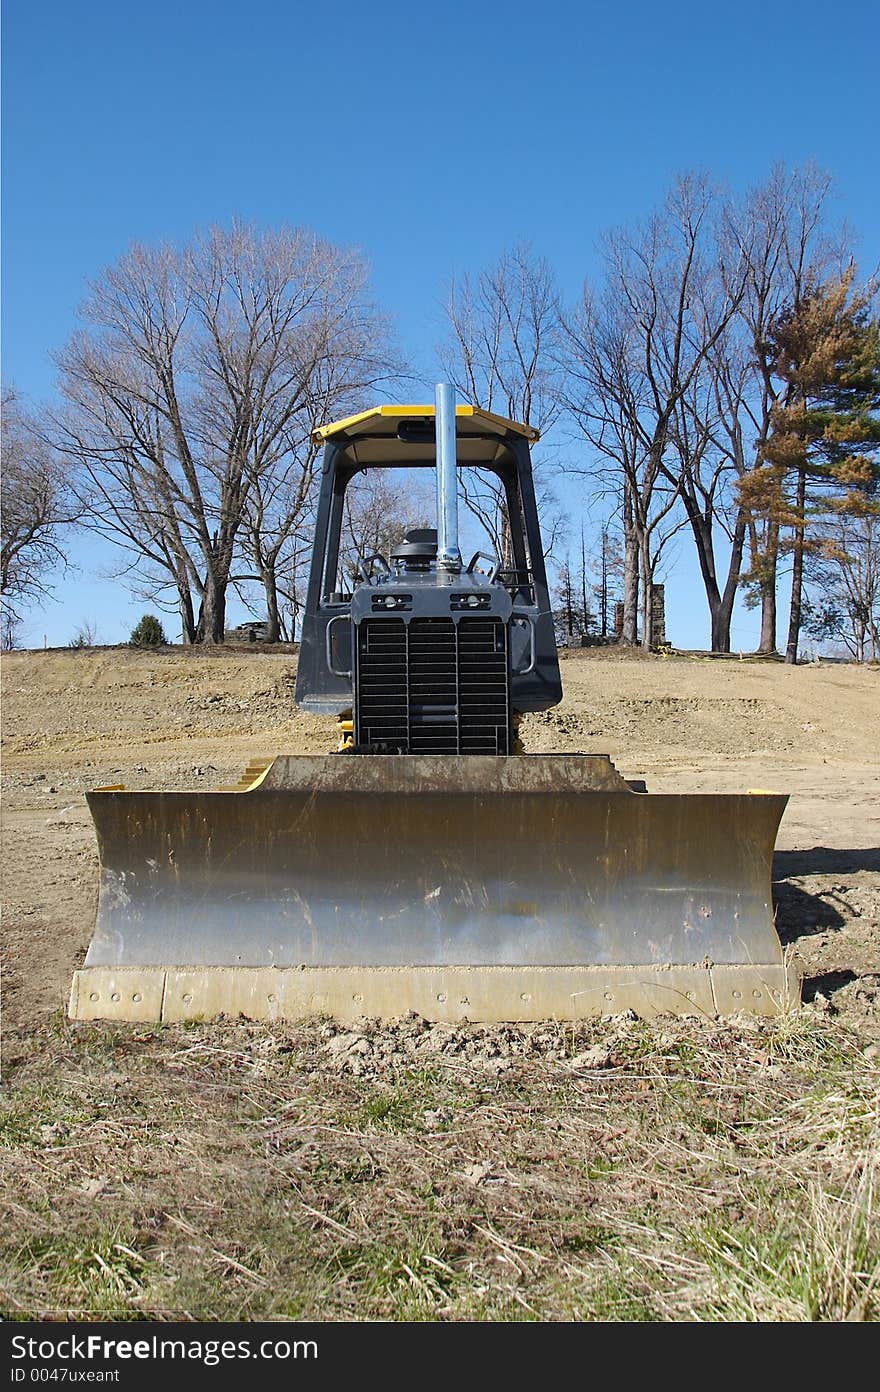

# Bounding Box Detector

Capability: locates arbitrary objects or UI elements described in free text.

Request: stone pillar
[651,584,666,647]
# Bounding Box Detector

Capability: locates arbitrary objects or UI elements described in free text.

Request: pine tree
[591,525,623,639]
[553,558,578,647]
[130,614,168,646]
[740,271,880,663]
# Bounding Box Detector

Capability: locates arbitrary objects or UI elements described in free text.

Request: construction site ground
[2,644,878,1320]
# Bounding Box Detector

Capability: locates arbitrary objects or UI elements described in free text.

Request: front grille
[356,617,509,754]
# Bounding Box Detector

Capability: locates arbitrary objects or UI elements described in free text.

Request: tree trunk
[262,565,281,644]
[639,538,653,650]
[758,521,779,654]
[680,497,747,653]
[177,586,197,645]
[622,486,638,644]
[785,467,807,665]
[198,573,227,645]
[716,510,747,653]
[710,597,734,653]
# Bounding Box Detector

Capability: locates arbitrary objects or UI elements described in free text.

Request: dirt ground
[1,645,878,1320]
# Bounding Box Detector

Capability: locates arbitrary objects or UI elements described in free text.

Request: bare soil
[1,645,878,1320]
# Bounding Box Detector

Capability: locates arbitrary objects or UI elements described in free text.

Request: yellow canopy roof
[312,403,539,445]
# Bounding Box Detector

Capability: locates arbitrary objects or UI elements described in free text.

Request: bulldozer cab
[294,404,562,718]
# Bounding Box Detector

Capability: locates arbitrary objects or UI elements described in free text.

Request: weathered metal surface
[70,962,799,1023]
[77,756,790,1012]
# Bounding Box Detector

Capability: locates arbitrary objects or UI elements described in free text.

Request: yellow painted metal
[311,403,540,443]
[217,758,274,793]
[96,762,276,797]
[70,962,800,1024]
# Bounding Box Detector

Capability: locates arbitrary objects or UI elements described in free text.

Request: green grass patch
[348,1068,469,1134]
[325,1230,464,1318]
[0,1086,96,1148]
[691,1184,879,1321]
[4,1227,160,1318]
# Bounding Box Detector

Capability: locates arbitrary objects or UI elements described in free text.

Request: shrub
[129,614,168,647]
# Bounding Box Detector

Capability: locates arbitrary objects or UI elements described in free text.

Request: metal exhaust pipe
[434,382,462,572]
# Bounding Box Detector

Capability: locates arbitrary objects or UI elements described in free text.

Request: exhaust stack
[434,382,462,572]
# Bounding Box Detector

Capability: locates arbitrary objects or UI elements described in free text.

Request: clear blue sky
[3,0,878,647]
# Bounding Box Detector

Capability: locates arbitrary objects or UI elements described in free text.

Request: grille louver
[356,617,509,754]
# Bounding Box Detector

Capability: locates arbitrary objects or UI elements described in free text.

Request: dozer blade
[69,755,797,1023]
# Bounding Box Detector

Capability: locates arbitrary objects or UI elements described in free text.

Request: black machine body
[294,400,562,756]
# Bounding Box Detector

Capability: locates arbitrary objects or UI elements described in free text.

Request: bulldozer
[69,385,798,1024]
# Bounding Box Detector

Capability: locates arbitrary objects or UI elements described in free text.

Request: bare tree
[443,244,561,428]
[1,388,81,624]
[1,610,22,651]
[561,295,657,643]
[236,425,320,640]
[235,274,397,640]
[338,469,434,586]
[808,512,880,661]
[56,225,392,643]
[664,331,751,651]
[67,618,100,648]
[562,175,737,647]
[441,244,563,566]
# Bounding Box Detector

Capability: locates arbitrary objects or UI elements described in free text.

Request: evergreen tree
[590,525,622,639]
[740,270,880,663]
[130,614,169,646]
[553,558,578,647]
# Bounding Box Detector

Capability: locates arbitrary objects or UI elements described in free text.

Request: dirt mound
[523,695,793,757]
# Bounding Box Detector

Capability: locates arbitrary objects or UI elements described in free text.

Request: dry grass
[1,1007,877,1322]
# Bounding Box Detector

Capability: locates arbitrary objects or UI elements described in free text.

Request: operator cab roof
[312,404,538,466]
